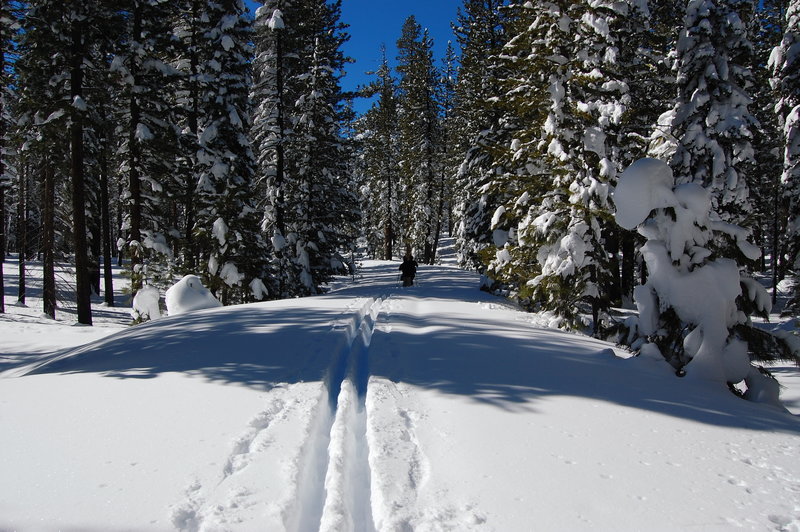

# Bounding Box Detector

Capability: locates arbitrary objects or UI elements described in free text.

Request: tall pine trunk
[0,24,5,315]
[127,5,143,293]
[100,133,114,306]
[183,0,200,271]
[42,160,56,319]
[16,164,25,304]
[70,17,92,325]
[0,171,4,315]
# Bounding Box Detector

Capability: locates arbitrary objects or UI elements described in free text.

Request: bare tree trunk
[772,171,780,305]
[70,18,92,325]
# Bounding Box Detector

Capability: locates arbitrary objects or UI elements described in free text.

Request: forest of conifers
[0,0,797,355]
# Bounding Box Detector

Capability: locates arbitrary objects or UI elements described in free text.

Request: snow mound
[613,157,675,230]
[131,285,161,322]
[165,275,222,316]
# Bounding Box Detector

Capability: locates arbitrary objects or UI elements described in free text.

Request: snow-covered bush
[164,275,222,316]
[131,285,161,323]
[614,158,798,402]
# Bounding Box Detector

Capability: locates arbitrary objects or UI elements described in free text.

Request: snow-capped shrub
[614,158,798,396]
[164,275,222,316]
[131,285,161,323]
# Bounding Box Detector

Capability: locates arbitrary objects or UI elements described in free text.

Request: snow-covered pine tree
[474,1,553,303]
[747,1,788,306]
[770,0,800,315]
[15,0,120,324]
[0,0,15,314]
[183,0,267,304]
[113,0,183,305]
[668,0,757,225]
[251,0,297,297]
[287,18,357,293]
[615,157,798,402]
[451,0,508,271]
[558,0,650,325]
[357,47,401,260]
[252,0,352,297]
[396,16,441,264]
[433,41,460,254]
[482,1,648,333]
[14,1,65,318]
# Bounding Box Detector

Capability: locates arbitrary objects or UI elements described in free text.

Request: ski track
[290,296,385,532]
[365,296,486,532]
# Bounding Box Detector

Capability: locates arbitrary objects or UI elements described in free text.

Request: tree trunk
[432,166,447,264]
[383,134,393,260]
[70,18,92,325]
[183,0,200,270]
[127,5,143,293]
[772,170,780,305]
[16,162,25,304]
[0,26,5,314]
[42,161,56,319]
[116,179,123,267]
[0,176,4,315]
[100,132,114,306]
[605,225,621,306]
[621,229,636,305]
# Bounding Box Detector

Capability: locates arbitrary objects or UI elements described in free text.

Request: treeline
[440,0,799,333]
[0,0,359,324]
[0,0,798,341]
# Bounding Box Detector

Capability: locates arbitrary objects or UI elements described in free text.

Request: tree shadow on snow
[21,261,800,434]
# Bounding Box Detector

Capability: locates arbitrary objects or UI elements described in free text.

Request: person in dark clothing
[399,255,418,287]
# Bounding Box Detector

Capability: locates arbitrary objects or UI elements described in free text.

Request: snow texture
[0,249,798,532]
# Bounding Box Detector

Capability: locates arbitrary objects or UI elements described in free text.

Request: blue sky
[245,1,461,114]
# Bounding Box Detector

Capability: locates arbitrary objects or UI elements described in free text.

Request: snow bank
[165,275,222,316]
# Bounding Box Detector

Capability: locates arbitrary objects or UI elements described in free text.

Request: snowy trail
[291,296,383,532]
[1,258,799,531]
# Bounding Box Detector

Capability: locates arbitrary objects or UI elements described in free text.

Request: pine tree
[113,0,182,303]
[615,157,797,398]
[396,16,441,264]
[252,0,353,296]
[770,0,800,314]
[0,0,15,314]
[451,0,508,271]
[15,0,119,322]
[358,48,401,260]
[251,1,295,297]
[186,0,266,304]
[288,22,357,292]
[669,0,757,224]
[434,41,459,253]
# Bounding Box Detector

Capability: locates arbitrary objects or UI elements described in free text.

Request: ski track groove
[290,296,385,532]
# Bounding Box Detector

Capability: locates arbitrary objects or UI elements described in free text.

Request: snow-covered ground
[0,250,799,531]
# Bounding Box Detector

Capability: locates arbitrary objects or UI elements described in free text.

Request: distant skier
[399,254,418,287]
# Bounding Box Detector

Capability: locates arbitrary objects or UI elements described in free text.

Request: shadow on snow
[18,261,800,435]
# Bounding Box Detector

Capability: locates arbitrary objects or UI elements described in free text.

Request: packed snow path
[1,260,799,531]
